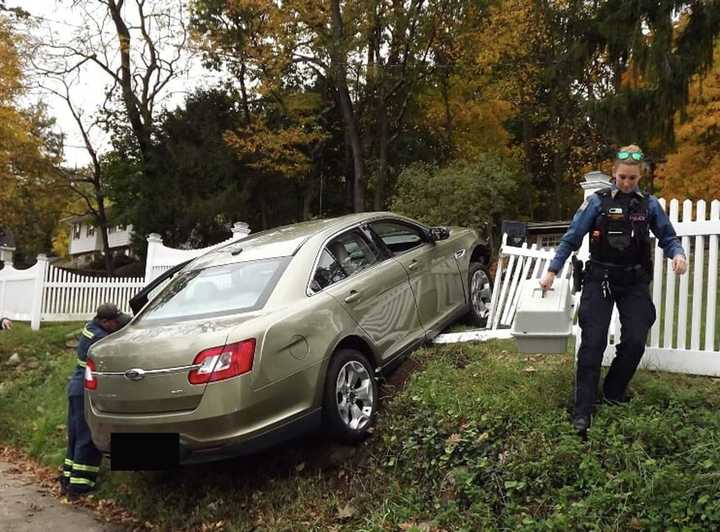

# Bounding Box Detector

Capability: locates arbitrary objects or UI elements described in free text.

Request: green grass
[0,322,81,463]
[1,325,719,530]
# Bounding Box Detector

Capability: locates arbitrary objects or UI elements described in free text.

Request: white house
[64,213,134,266]
[0,227,15,264]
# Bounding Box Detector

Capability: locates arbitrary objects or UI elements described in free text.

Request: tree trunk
[330,0,365,212]
[374,105,389,211]
[96,197,114,273]
[240,58,252,125]
[552,145,564,220]
[302,183,316,220]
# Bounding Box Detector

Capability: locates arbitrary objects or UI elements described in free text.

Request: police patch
[629,213,647,222]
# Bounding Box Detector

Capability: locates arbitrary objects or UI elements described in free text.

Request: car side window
[311,249,347,291]
[312,230,379,292]
[369,221,427,256]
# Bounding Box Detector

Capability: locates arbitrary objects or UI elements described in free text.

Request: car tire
[467,261,493,328]
[323,348,378,444]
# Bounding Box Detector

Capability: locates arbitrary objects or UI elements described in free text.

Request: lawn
[1,322,719,531]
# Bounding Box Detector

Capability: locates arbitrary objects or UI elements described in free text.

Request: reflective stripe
[76,359,87,368]
[69,477,95,487]
[72,463,100,473]
[63,471,71,477]
[64,458,74,466]
[81,328,94,339]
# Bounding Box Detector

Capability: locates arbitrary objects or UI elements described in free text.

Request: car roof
[186,212,408,269]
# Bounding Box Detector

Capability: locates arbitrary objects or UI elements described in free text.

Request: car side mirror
[428,226,450,241]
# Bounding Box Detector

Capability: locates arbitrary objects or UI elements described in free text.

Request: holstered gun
[571,255,584,294]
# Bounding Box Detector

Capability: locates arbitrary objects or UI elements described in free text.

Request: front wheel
[467,262,493,327]
[323,349,378,444]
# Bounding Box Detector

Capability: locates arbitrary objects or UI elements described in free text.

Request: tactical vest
[589,188,651,269]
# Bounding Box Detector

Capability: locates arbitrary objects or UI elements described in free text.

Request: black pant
[64,395,102,493]
[575,277,656,417]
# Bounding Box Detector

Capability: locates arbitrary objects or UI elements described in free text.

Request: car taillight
[188,339,256,385]
[84,358,97,390]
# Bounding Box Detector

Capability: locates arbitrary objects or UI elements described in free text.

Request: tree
[35,0,190,200]
[390,155,525,251]
[191,0,474,212]
[32,74,117,271]
[105,89,255,249]
[656,38,720,200]
[0,14,65,265]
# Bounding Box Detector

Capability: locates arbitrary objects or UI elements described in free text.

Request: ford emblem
[124,368,145,381]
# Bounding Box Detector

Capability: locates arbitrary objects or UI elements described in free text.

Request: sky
[14,0,226,167]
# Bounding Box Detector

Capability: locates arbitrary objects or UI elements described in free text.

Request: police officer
[61,302,130,498]
[539,145,688,434]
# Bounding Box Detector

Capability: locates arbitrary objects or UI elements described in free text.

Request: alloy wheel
[335,360,374,431]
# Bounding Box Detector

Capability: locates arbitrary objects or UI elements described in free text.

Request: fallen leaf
[446,433,461,445]
[336,504,356,520]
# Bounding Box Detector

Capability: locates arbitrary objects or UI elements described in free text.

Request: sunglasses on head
[617,151,644,161]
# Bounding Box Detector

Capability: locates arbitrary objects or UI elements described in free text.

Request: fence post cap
[582,171,611,189]
[147,233,163,243]
[232,222,251,236]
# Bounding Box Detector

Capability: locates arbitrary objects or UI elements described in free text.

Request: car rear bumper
[178,408,322,464]
[95,407,322,466]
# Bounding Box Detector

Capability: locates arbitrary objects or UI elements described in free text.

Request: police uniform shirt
[548,185,684,274]
[68,319,110,397]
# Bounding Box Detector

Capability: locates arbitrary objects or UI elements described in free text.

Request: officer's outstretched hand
[672,255,688,275]
[539,271,555,291]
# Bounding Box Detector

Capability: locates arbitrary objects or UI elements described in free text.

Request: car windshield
[137,257,289,322]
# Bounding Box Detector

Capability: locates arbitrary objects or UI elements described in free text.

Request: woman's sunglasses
[617,151,644,161]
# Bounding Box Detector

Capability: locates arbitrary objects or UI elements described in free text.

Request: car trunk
[88,316,252,414]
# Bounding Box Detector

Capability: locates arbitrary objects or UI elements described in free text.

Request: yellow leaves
[225,117,328,178]
[657,40,720,201]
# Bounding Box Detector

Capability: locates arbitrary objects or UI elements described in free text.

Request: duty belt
[588,259,643,272]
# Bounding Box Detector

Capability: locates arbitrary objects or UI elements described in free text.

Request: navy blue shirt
[67,319,110,397]
[548,186,685,273]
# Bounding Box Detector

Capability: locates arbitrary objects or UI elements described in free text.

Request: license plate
[110,432,179,470]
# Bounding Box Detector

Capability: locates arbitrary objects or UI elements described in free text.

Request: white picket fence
[0,222,251,329]
[488,190,720,376]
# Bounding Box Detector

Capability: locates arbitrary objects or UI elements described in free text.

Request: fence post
[144,233,163,283]
[30,254,49,331]
[231,222,251,240]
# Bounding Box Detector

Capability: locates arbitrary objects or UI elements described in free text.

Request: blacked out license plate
[110,432,179,470]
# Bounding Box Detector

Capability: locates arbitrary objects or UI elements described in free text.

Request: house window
[72,224,81,240]
[540,234,564,249]
[86,224,95,237]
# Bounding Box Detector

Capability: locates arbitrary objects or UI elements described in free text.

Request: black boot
[571,414,591,437]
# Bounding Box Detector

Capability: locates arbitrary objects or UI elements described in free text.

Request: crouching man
[61,302,130,498]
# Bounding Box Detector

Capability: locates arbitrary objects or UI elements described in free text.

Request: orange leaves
[657,40,720,201]
[224,117,328,178]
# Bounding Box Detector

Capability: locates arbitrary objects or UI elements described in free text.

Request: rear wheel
[323,349,378,444]
[467,262,492,327]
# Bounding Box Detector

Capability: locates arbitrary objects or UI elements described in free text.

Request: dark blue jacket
[68,319,110,397]
[548,186,685,274]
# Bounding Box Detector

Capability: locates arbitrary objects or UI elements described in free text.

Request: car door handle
[454,249,466,259]
[407,260,419,271]
[344,290,361,303]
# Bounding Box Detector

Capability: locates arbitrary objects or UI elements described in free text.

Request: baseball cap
[96,302,121,320]
[96,303,131,326]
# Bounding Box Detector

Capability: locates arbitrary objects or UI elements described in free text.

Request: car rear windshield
[137,257,289,323]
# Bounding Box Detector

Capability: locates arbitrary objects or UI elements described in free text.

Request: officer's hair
[613,144,648,173]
